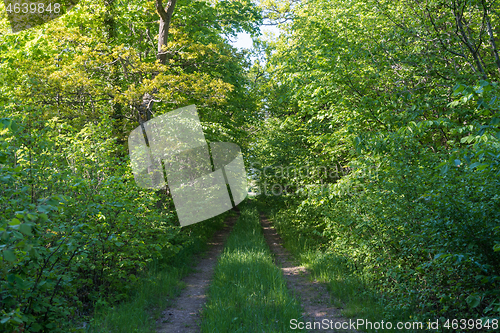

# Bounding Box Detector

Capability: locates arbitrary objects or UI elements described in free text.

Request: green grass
[298,250,383,319]
[264,206,419,333]
[200,206,305,333]
[86,267,186,333]
[84,213,231,333]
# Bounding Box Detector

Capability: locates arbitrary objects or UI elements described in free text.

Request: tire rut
[259,213,361,333]
[156,214,237,333]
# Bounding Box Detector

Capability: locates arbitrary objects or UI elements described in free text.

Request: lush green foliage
[87,212,230,333]
[251,0,500,325]
[0,0,261,331]
[2,0,500,330]
[0,111,230,331]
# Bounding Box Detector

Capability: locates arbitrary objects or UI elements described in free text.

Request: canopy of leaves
[252,0,500,322]
[0,0,261,331]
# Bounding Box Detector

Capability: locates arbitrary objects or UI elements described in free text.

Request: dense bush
[254,83,500,322]
[0,115,223,332]
[250,0,500,325]
[0,0,260,331]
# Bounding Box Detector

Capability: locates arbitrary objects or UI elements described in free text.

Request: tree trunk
[138,0,178,200]
[104,0,126,147]
[138,0,178,122]
[136,1,178,128]
[485,11,500,76]
[155,0,178,65]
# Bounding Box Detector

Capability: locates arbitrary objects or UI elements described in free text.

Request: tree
[0,1,262,330]
[155,0,178,64]
[251,0,500,322]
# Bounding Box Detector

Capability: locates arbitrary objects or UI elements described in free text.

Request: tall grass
[265,204,423,333]
[200,206,305,333]
[87,267,186,333]
[85,213,230,333]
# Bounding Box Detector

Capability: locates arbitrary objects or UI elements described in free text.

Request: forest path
[155,214,237,333]
[259,213,360,333]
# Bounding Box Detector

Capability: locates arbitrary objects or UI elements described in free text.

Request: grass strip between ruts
[200,206,305,333]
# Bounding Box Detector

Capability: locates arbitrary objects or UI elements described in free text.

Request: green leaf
[0,118,11,129]
[453,84,466,95]
[469,162,482,169]
[440,164,449,175]
[3,249,17,262]
[10,120,19,132]
[466,295,481,308]
[476,164,489,171]
[479,80,489,87]
[8,218,21,226]
[19,224,32,236]
[29,248,39,258]
[31,323,42,332]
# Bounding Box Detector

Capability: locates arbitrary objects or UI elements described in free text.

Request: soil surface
[156,215,237,333]
[259,213,360,333]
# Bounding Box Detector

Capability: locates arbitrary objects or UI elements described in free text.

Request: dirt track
[156,215,237,333]
[259,213,360,333]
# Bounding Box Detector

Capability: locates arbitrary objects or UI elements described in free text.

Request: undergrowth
[85,212,230,333]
